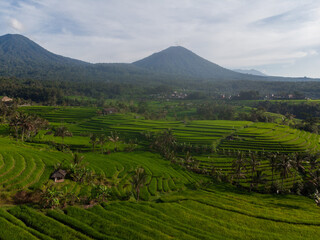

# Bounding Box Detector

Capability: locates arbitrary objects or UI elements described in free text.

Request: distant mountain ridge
[0,34,317,82]
[233,69,267,76]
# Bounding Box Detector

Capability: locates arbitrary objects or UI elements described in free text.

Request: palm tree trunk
[136,188,140,201]
[251,170,254,190]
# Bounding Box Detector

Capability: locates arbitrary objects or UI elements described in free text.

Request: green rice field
[0,105,319,239]
[1,183,320,239]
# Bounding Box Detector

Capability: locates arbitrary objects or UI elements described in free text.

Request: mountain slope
[133,46,253,80]
[0,34,157,82]
[0,34,87,66]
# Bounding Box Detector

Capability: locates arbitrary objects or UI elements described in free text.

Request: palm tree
[17,113,33,141]
[91,184,111,203]
[292,153,305,184]
[309,169,320,192]
[184,151,193,166]
[248,152,260,190]
[72,153,85,165]
[252,170,268,190]
[108,131,120,151]
[40,185,62,209]
[232,151,247,185]
[98,134,107,153]
[60,186,78,208]
[268,152,278,185]
[55,125,72,145]
[276,154,292,190]
[307,153,319,171]
[68,153,86,182]
[90,134,99,152]
[9,112,22,140]
[0,102,9,123]
[83,168,95,184]
[130,167,148,201]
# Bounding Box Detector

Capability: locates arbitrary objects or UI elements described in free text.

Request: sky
[1,0,320,78]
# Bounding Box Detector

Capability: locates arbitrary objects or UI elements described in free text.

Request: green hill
[133,46,249,80]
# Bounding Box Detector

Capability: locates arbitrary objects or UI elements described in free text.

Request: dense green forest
[4,76,320,106]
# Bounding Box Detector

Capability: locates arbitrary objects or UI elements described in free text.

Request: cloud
[9,18,23,31]
[0,0,320,77]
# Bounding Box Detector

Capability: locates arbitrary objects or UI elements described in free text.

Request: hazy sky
[1,0,320,78]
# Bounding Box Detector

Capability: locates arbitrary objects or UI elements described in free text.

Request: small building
[1,96,13,102]
[103,108,118,115]
[51,169,67,183]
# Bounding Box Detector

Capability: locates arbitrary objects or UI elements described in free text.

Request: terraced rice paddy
[196,153,299,189]
[219,122,320,153]
[76,116,320,154]
[83,152,201,199]
[0,107,315,196]
[0,138,69,196]
[16,106,320,192]
[1,183,320,239]
[1,106,320,239]
[0,135,202,200]
[44,151,202,201]
[22,105,318,152]
[20,106,320,153]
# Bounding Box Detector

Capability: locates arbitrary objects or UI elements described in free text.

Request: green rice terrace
[1,105,320,239]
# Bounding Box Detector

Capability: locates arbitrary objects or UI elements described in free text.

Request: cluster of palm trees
[89,131,120,153]
[54,125,73,144]
[1,103,49,141]
[145,129,320,197]
[149,129,177,158]
[39,185,78,209]
[213,150,320,195]
[38,182,113,209]
[63,153,96,184]
[9,112,48,141]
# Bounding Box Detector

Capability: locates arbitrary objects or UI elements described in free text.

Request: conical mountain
[133,46,247,80]
[0,34,86,67]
